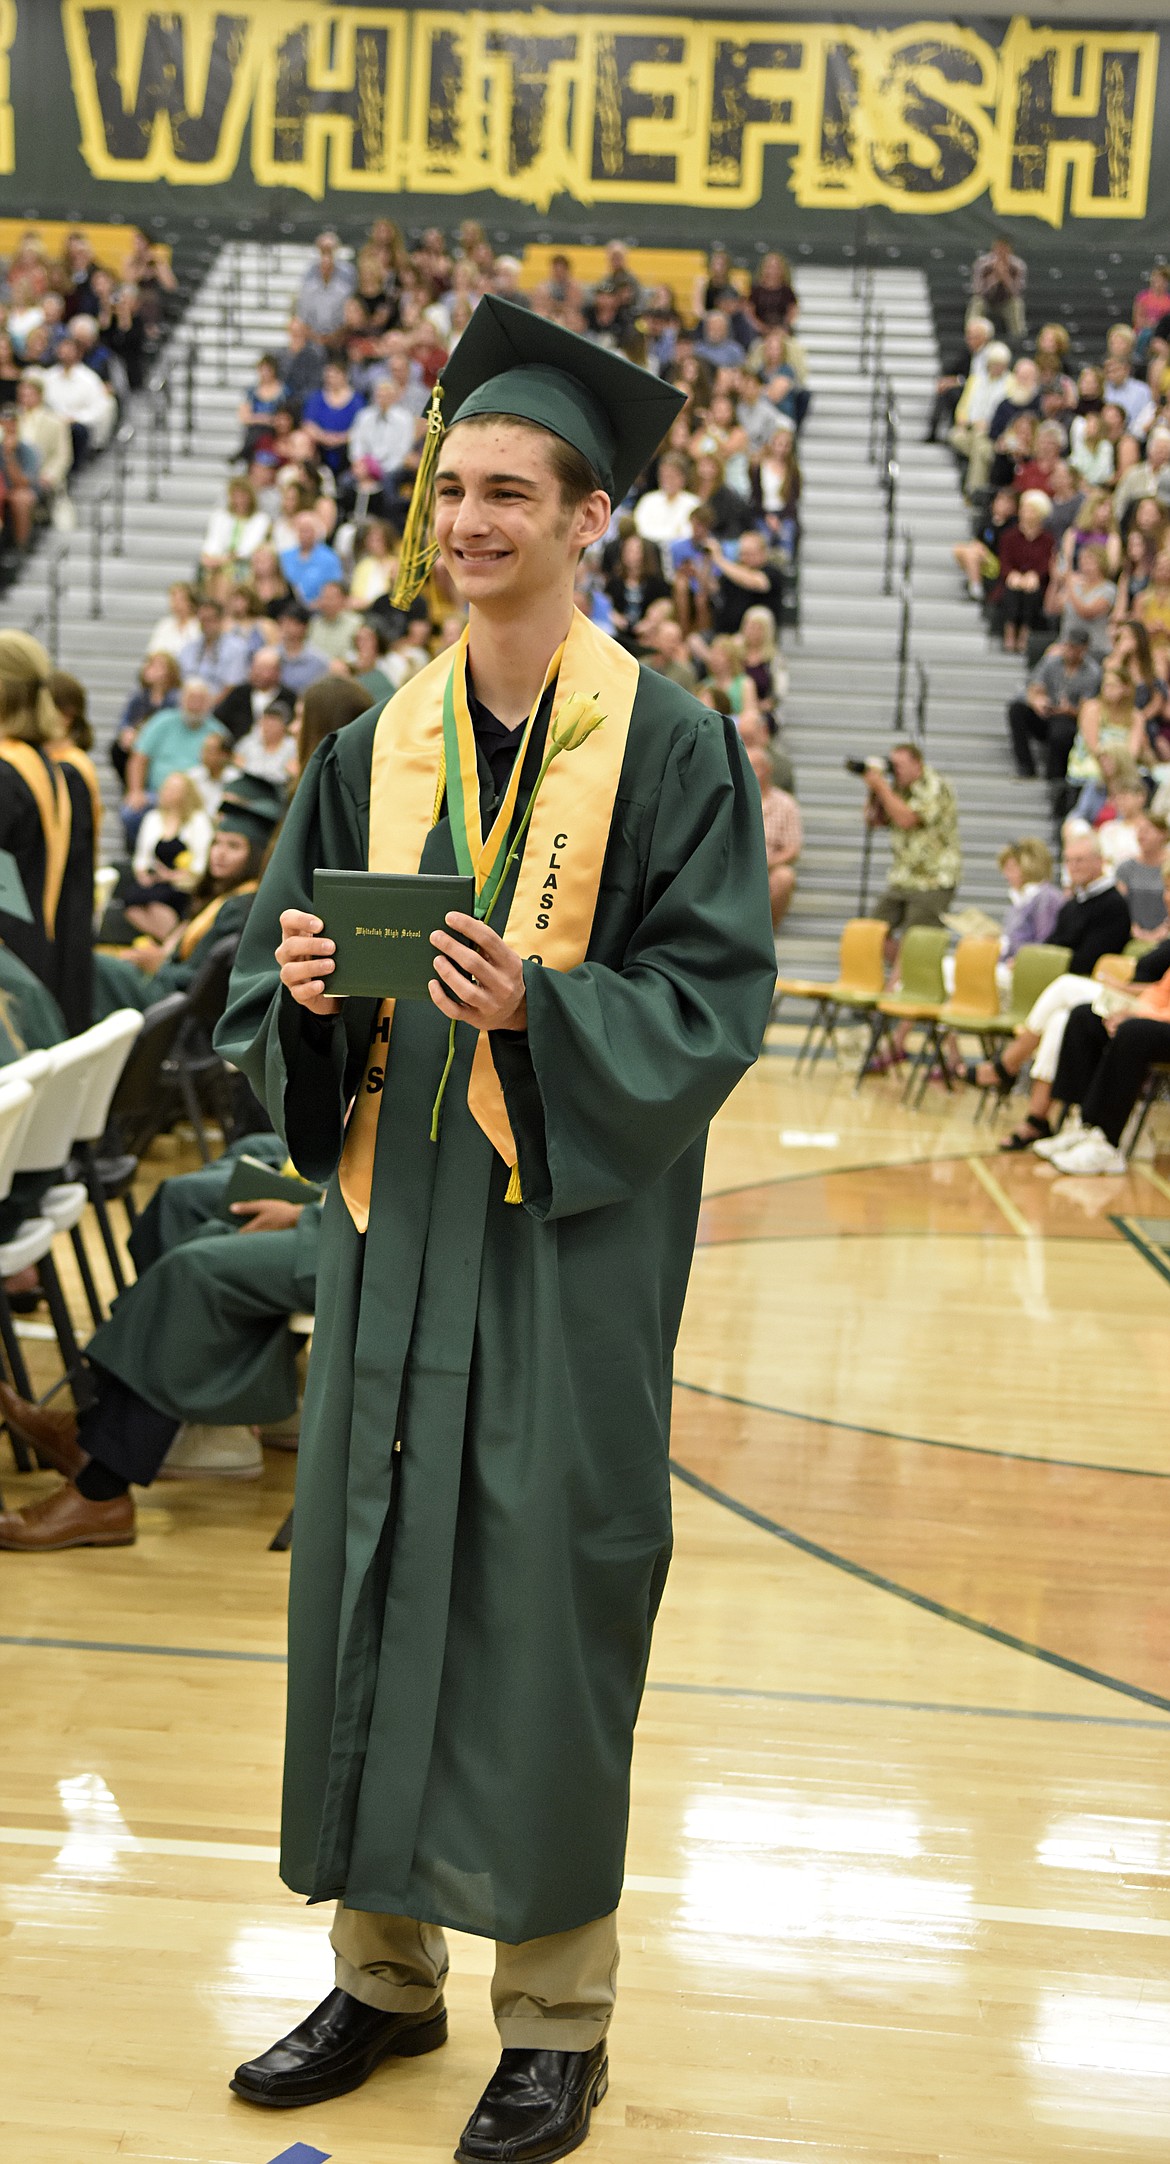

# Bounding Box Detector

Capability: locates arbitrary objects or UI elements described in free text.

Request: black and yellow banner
[0,4,1163,241]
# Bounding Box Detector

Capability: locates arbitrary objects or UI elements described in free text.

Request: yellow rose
[550,692,605,754]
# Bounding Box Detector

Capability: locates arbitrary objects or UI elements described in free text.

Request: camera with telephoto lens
[844,756,892,778]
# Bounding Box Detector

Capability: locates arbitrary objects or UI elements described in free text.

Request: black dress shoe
[230,1987,447,2109]
[455,2043,609,2163]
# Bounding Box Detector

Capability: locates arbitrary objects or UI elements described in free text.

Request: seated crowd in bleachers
[0,225,180,571]
[940,252,1170,839]
[0,224,811,1550]
[110,225,805,926]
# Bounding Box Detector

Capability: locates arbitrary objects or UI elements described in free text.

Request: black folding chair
[83,992,189,1289]
[166,936,241,1164]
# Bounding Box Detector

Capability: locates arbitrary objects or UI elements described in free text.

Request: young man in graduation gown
[213,298,777,2162]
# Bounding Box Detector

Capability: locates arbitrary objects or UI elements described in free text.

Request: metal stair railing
[892,533,915,734]
[86,422,134,619]
[914,658,930,744]
[23,537,70,664]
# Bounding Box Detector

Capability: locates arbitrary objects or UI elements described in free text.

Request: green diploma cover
[313,868,476,999]
[218,1155,325,1217]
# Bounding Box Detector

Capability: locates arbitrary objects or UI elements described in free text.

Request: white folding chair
[52,1010,144,1304]
[6,1035,120,1378]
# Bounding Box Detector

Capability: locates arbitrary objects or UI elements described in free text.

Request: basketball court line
[668,1461,1170,1715]
[3,1633,1168,1729]
[672,1374,1170,1478]
[1,1825,1168,1941]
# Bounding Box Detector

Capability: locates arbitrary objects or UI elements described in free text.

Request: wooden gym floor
[2,1035,1170,2163]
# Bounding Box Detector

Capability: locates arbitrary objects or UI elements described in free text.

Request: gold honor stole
[338,610,639,1232]
[176,881,259,961]
[0,742,72,938]
[50,744,104,870]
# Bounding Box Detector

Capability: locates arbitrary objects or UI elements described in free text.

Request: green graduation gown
[85,1204,321,1446]
[91,890,257,1022]
[0,943,67,1058]
[215,665,775,1943]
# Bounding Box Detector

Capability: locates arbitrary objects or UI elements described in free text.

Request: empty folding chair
[903,936,1000,1111]
[774,917,888,1074]
[855,926,950,1091]
[37,1016,144,1325]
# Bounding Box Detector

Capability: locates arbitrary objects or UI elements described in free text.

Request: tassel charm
[392,382,445,607]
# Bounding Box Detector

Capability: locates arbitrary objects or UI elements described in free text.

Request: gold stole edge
[339,619,639,1227]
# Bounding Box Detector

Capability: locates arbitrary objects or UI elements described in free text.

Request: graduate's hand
[231,1198,305,1234]
[429,913,527,1032]
[276,908,341,1016]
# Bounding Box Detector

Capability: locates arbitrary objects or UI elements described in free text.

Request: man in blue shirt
[276,605,330,696]
[1102,353,1154,440]
[294,232,355,340]
[121,678,231,844]
[178,598,252,698]
[279,511,345,607]
[694,308,748,368]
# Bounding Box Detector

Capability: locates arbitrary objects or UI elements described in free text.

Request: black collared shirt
[466,671,553,809]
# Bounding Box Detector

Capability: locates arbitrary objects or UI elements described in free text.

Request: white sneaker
[1049,1129,1129,1177]
[157,1422,264,1479]
[1034,1117,1082,1160]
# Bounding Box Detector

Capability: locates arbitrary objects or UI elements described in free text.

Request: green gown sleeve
[213,736,373,1184]
[490,714,775,1221]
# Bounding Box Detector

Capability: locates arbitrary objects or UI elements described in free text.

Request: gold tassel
[431,748,446,828]
[392,382,445,607]
[505,1164,523,1205]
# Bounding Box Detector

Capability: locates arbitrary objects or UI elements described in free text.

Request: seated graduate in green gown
[0,1174,321,1515]
[0,940,67,1062]
[91,777,283,1022]
[141,301,775,2159]
[125,1129,289,1273]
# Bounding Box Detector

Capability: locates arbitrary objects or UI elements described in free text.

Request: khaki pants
[331,1903,619,2051]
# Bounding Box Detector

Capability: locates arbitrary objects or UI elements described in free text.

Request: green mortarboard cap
[437,295,686,505]
[218,772,284,846]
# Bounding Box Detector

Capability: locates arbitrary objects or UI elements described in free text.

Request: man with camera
[851,740,961,952]
[694,527,787,636]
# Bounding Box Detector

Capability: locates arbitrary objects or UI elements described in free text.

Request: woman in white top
[234,705,298,791]
[123,773,213,940]
[633,453,700,549]
[350,517,397,608]
[146,580,199,661]
[200,477,270,576]
[1068,410,1115,488]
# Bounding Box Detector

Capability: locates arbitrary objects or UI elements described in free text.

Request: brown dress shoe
[0,1482,135,1550]
[0,1378,86,1479]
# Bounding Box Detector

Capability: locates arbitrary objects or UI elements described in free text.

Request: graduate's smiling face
[434,420,609,611]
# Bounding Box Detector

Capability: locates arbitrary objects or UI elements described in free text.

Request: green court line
[1113,1214,1170,1294]
[668,1459,1170,1717]
[2,1636,1169,1730]
[673,1374,1170,1480]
